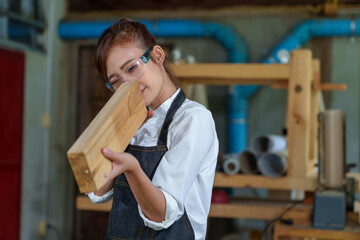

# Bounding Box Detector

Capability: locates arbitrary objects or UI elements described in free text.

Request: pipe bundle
[222,135,287,178]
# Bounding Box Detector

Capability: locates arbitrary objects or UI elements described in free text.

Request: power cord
[260,192,314,239]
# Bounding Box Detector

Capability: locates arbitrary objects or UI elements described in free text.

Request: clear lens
[105,49,150,92]
[123,59,146,82]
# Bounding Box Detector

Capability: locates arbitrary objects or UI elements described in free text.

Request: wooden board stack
[67,82,147,193]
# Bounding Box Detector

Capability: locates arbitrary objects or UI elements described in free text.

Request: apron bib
[105,90,195,240]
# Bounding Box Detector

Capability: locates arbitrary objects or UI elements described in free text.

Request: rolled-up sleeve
[138,189,179,230]
[88,189,114,204]
[138,106,218,230]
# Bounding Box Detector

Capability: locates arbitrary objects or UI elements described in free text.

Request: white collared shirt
[88,89,219,240]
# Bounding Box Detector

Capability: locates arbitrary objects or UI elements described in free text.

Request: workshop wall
[15,2,360,239]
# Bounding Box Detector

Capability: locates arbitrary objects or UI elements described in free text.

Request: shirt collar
[153,88,181,116]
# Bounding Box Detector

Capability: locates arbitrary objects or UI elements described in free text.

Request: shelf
[213,173,318,191]
[210,198,359,222]
[273,223,360,240]
[76,194,359,227]
[172,63,290,85]
[172,63,346,90]
[209,198,312,221]
[213,172,360,192]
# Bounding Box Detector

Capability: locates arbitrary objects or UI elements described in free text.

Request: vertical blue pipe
[228,87,249,152]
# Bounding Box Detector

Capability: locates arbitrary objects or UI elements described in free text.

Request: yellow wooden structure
[75,50,359,239]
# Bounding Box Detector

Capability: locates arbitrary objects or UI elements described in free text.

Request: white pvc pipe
[258,153,287,178]
[223,154,241,175]
[251,134,287,155]
[239,150,259,175]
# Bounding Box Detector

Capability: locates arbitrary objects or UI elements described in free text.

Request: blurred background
[1,0,360,239]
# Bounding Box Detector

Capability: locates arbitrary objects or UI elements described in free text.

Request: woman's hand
[101,147,166,222]
[94,148,140,196]
[102,148,140,180]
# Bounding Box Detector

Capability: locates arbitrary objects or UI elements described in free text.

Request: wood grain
[68,82,147,193]
[286,50,312,178]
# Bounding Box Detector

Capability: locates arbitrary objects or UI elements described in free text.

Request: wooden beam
[271,82,347,91]
[213,173,317,191]
[315,83,347,91]
[287,50,312,178]
[172,63,290,85]
[214,173,360,192]
[309,59,320,171]
[273,223,360,240]
[180,78,288,85]
[67,82,147,193]
[209,201,312,222]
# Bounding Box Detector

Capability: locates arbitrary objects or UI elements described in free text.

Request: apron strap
[157,90,186,146]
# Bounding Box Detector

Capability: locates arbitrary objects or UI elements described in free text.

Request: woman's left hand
[101,148,140,181]
[102,148,166,222]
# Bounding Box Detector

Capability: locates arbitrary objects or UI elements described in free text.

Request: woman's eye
[111,78,119,85]
[127,63,138,73]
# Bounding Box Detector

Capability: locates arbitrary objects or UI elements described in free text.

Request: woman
[88,18,219,240]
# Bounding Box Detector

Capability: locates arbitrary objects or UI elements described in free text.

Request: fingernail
[102,148,109,155]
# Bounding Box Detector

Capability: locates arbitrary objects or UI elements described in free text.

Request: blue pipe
[264,19,360,63]
[57,18,360,154]
[8,21,32,39]
[59,20,248,62]
[58,19,254,153]
[231,18,360,153]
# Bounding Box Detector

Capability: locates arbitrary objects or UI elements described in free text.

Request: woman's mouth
[141,88,145,94]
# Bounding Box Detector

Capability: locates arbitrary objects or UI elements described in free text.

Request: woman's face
[106,44,171,109]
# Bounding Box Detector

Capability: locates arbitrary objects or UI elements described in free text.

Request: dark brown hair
[95,18,179,87]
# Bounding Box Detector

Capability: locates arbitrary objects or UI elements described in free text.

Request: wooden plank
[271,82,347,91]
[209,201,312,222]
[213,173,318,191]
[67,82,147,193]
[214,173,360,192]
[324,3,338,16]
[309,59,320,172]
[76,194,359,226]
[287,50,312,178]
[316,83,347,91]
[172,63,290,85]
[273,223,360,240]
[179,78,287,86]
[76,195,112,212]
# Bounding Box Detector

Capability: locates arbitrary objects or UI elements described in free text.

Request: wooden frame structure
[173,49,347,187]
[74,49,359,239]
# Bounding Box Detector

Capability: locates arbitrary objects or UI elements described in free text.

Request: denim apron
[105,90,195,240]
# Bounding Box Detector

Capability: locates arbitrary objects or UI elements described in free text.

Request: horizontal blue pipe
[58,19,252,153]
[58,20,248,63]
[264,18,360,63]
[56,18,360,154]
